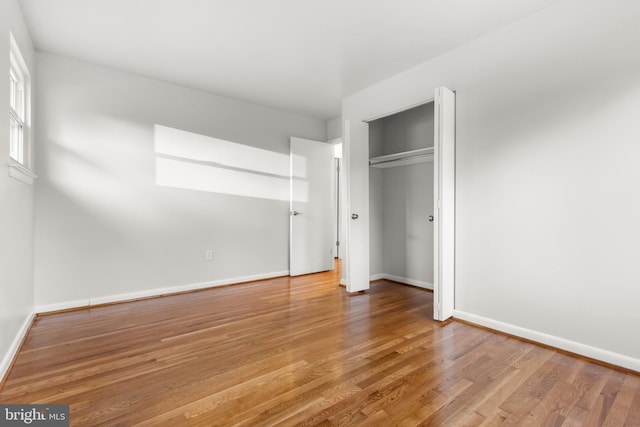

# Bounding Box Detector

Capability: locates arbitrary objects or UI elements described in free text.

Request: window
[9,64,24,163]
[8,33,35,184]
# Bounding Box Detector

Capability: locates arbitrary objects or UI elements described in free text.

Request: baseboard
[35,270,290,314]
[35,299,90,313]
[453,310,640,373]
[370,273,433,290]
[1,312,35,387]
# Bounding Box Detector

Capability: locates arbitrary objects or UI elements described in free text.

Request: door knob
[351,213,359,220]
[292,211,302,216]
[428,215,434,222]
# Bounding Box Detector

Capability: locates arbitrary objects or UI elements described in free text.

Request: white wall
[381,163,433,285]
[0,0,36,379]
[326,116,342,141]
[369,167,384,275]
[344,0,640,368]
[369,103,434,157]
[34,53,326,310]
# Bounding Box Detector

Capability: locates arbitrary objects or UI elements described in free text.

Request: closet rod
[370,153,433,168]
[369,147,434,168]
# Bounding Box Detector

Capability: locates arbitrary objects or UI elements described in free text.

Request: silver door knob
[351,213,359,220]
[428,215,434,222]
[292,211,302,216]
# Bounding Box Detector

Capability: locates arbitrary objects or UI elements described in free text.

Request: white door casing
[290,137,335,276]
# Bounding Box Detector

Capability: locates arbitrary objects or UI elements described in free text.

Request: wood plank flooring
[1,267,639,426]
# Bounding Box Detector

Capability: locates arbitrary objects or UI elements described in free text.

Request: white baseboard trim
[370,273,433,290]
[339,279,348,286]
[1,312,35,384]
[35,299,90,314]
[453,310,640,372]
[35,270,290,314]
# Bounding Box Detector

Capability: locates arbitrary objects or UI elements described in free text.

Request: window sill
[8,159,37,185]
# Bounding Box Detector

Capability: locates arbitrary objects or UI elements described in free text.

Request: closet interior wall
[369,103,435,288]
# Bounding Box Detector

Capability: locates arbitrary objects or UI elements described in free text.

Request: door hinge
[336,241,340,246]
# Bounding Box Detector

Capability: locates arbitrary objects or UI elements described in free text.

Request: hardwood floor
[1,267,639,426]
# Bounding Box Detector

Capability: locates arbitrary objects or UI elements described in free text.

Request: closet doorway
[369,102,435,291]
[345,87,455,321]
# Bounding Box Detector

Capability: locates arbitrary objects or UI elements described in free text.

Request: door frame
[327,138,343,260]
[343,86,456,321]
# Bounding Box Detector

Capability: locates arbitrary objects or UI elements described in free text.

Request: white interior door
[290,137,335,276]
[345,120,370,292]
[433,87,456,320]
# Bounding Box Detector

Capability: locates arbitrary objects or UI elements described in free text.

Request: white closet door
[345,119,370,292]
[433,87,456,320]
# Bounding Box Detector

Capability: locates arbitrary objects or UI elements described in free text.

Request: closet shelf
[369,147,434,168]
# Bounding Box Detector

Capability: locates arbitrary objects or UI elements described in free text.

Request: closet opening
[368,101,435,291]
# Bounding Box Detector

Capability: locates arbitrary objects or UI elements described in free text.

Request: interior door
[433,87,456,320]
[344,120,370,292]
[290,137,335,276]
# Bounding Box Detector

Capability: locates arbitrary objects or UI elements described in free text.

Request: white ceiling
[20,0,562,119]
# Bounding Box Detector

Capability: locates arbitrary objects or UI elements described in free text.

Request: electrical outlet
[205,250,213,261]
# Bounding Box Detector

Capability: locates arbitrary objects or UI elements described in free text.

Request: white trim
[363,98,435,123]
[339,278,348,286]
[8,158,37,185]
[453,310,640,372]
[370,273,433,290]
[36,271,289,314]
[1,312,35,384]
[35,299,90,314]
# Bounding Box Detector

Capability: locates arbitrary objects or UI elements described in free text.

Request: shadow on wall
[154,125,308,202]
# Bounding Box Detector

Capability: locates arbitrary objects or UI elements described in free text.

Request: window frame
[8,33,36,184]
[9,66,24,163]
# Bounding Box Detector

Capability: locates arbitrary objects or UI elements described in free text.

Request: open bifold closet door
[433,87,455,321]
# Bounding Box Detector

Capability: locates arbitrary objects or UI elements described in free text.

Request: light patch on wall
[43,114,165,229]
[154,125,307,201]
